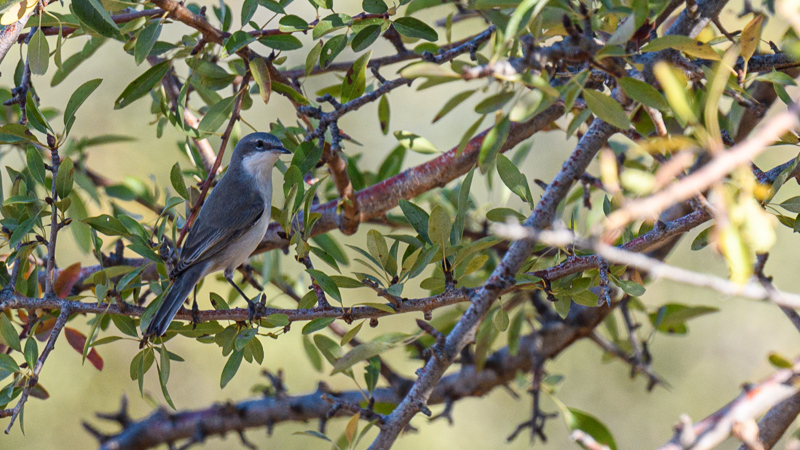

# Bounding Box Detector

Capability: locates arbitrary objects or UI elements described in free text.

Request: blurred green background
[4,0,800,448]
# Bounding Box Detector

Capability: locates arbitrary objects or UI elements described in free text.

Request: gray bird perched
[143,132,290,339]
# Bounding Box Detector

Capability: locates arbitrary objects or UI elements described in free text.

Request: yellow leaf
[345,412,359,443]
[740,14,764,63]
[248,58,271,105]
[1,0,36,26]
[653,62,697,125]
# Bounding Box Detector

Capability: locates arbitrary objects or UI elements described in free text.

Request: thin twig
[3,306,71,433]
[176,72,252,248]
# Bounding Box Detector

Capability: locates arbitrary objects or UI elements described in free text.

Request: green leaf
[82,214,129,236]
[340,321,363,346]
[392,17,438,41]
[26,147,45,186]
[278,14,308,32]
[475,91,514,114]
[496,154,532,205]
[169,163,189,200]
[0,353,19,373]
[197,96,236,134]
[320,34,347,68]
[768,352,793,369]
[352,24,380,52]
[362,0,387,14]
[115,61,171,109]
[249,58,271,105]
[23,339,38,373]
[302,317,335,334]
[427,206,452,249]
[493,309,509,331]
[0,314,21,352]
[303,335,323,371]
[134,20,161,65]
[331,341,392,374]
[691,227,712,250]
[330,276,363,288]
[780,196,800,213]
[72,0,121,38]
[222,30,255,57]
[613,278,645,296]
[617,77,669,111]
[434,89,475,123]
[394,130,438,154]
[649,303,718,333]
[453,167,474,242]
[220,349,243,388]
[367,229,390,269]
[478,115,511,172]
[486,207,526,222]
[259,34,303,51]
[341,50,370,103]
[312,14,351,39]
[111,314,138,337]
[399,200,430,243]
[28,28,49,75]
[55,157,75,199]
[26,91,51,133]
[378,94,390,134]
[305,41,322,76]
[313,334,342,365]
[565,408,618,450]
[582,89,630,130]
[262,313,289,328]
[64,78,102,129]
[307,269,342,303]
[52,36,105,87]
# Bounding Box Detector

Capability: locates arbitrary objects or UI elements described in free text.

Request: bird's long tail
[144,264,206,338]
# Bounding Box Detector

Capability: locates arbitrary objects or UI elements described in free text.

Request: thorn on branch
[416,319,446,350]
[508,362,555,443]
[95,395,132,427]
[321,394,387,425]
[362,278,402,307]
[82,422,110,443]
[429,397,455,425]
[237,430,257,450]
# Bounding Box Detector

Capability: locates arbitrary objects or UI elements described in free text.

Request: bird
[143,132,290,339]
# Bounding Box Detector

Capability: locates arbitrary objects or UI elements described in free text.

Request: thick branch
[257,103,566,252]
[370,119,618,448]
[95,300,611,449]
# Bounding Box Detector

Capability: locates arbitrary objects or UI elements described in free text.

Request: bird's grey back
[175,165,266,274]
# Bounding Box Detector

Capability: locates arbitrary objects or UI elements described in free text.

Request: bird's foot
[246,293,267,323]
[191,300,200,329]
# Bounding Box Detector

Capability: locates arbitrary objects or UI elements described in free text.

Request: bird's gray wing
[175,176,265,273]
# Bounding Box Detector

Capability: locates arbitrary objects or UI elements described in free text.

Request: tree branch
[659,357,800,450]
[369,119,619,448]
[604,103,800,234]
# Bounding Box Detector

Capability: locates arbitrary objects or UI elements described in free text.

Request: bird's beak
[277,146,291,155]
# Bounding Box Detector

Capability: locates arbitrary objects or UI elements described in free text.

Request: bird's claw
[246,293,267,323]
[191,300,200,329]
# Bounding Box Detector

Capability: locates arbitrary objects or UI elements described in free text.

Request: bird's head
[231,132,291,181]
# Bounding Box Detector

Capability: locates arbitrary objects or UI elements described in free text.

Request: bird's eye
[255,140,264,149]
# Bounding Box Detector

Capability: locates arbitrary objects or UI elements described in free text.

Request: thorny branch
[175,72,252,248]
[658,357,800,450]
[0,306,70,432]
[92,292,617,449]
